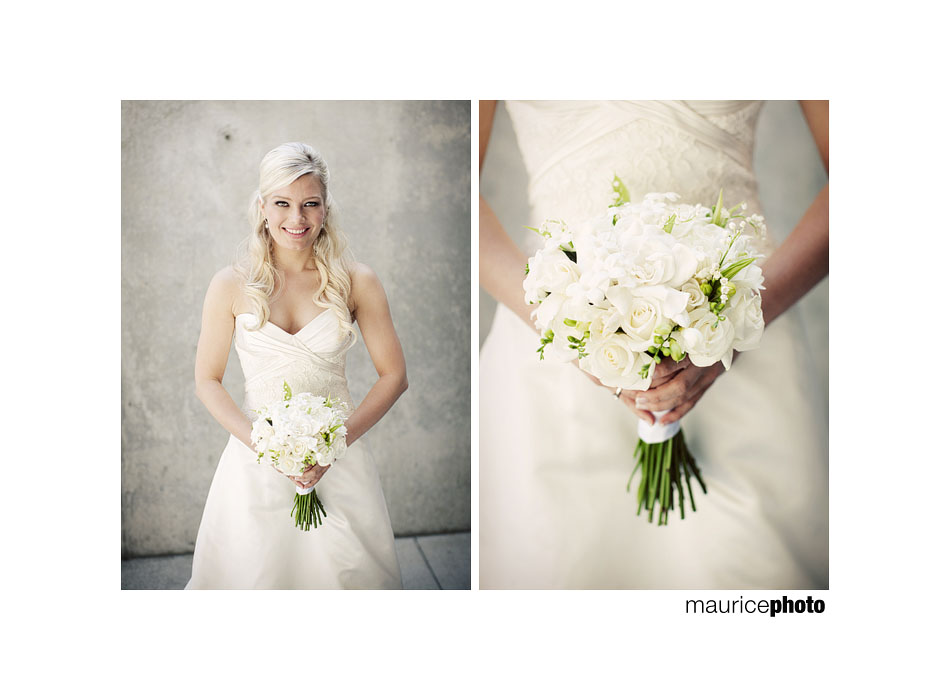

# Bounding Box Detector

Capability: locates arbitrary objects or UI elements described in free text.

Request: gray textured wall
[122,101,470,557]
[480,101,829,399]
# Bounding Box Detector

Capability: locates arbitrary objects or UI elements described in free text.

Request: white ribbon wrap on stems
[296,484,316,496]
[637,409,680,443]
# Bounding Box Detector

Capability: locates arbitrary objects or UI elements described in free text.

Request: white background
[3,1,946,686]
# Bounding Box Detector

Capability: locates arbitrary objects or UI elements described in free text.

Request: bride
[187,142,407,589]
[479,101,829,589]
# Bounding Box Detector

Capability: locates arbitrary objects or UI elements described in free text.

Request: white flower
[619,234,698,287]
[545,302,599,362]
[731,262,765,292]
[681,278,707,310]
[581,332,654,389]
[278,454,299,475]
[523,247,581,304]
[725,287,764,351]
[291,439,309,458]
[680,308,736,369]
[605,285,684,350]
[330,434,347,462]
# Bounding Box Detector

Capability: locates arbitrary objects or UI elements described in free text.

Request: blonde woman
[187,143,407,589]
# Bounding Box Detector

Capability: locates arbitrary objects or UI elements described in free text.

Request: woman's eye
[305,201,321,207]
[275,201,288,207]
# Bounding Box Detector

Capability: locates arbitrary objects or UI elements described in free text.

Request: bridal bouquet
[523,177,766,524]
[251,382,349,531]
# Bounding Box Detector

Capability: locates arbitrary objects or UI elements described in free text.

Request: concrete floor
[121,531,470,590]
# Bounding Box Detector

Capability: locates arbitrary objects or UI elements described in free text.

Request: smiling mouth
[283,227,310,236]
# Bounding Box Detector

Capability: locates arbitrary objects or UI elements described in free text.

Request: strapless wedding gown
[186,311,402,589]
[480,101,828,589]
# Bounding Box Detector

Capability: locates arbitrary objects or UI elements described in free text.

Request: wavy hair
[236,142,355,339]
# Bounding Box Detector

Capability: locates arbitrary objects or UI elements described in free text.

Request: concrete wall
[480,101,829,401]
[122,101,471,557]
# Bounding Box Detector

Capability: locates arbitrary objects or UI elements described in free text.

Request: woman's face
[261,173,327,254]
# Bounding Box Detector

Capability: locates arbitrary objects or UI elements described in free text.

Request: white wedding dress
[480,101,828,589]
[187,311,402,589]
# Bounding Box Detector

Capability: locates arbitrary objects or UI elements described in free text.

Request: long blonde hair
[236,142,355,338]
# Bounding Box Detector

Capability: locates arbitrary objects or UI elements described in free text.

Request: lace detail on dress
[242,363,353,417]
[506,100,773,256]
[233,315,356,417]
[692,101,763,151]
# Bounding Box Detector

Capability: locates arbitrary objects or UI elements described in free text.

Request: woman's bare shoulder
[206,265,245,316]
[348,262,386,312]
[349,261,379,287]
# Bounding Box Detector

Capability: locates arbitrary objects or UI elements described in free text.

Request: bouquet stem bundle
[627,430,707,525]
[292,488,328,531]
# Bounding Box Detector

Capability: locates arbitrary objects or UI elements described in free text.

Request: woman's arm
[479,100,536,329]
[194,267,254,449]
[340,263,409,446]
[760,100,829,326]
[630,100,830,424]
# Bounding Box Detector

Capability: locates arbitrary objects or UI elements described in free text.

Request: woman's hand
[620,357,728,426]
[290,463,331,490]
[574,363,656,426]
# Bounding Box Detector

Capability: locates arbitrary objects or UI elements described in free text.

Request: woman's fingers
[619,392,655,425]
[296,464,330,489]
[636,368,696,411]
[654,367,720,423]
[656,380,709,424]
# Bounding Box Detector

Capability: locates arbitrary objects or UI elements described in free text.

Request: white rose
[278,454,298,475]
[605,286,663,350]
[523,248,582,303]
[725,287,764,351]
[681,278,707,310]
[681,308,736,369]
[581,332,654,390]
[609,284,690,330]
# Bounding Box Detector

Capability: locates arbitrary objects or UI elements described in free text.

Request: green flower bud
[653,354,662,363]
[700,282,713,296]
[661,346,671,357]
[670,338,684,361]
[563,318,578,328]
[653,335,663,344]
